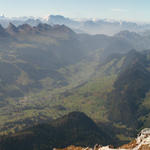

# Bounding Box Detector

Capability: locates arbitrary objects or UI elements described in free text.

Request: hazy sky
[0,0,150,22]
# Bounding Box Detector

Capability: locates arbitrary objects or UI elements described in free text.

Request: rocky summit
[54,128,150,150]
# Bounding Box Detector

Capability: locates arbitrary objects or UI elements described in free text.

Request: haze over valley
[1,0,150,150]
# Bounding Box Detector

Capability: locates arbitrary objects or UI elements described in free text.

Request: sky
[0,0,150,22]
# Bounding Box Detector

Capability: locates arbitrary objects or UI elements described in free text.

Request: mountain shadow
[0,112,115,150]
[107,50,150,127]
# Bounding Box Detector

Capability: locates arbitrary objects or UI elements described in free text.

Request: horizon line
[1,14,150,24]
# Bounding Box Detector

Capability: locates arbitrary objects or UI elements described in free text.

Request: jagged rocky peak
[54,128,150,150]
[0,24,8,36]
[17,23,34,33]
[0,22,75,36]
[53,24,75,34]
[35,23,52,31]
[6,23,18,34]
[34,23,74,34]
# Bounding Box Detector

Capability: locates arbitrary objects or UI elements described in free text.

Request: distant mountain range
[1,15,150,35]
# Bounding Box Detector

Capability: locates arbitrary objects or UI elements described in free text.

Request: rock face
[54,128,150,150]
[120,128,150,150]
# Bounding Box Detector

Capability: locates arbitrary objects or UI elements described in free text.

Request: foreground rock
[54,128,150,150]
